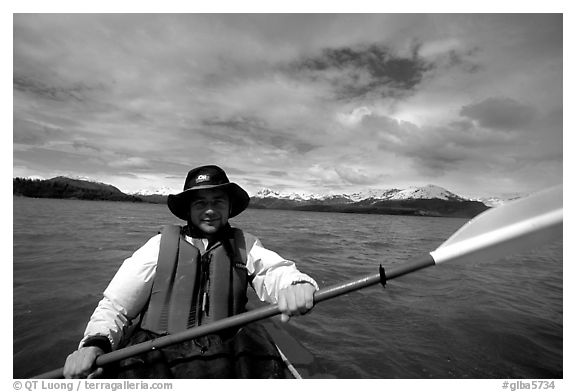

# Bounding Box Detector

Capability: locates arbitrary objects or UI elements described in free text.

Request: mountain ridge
[250,185,487,218]
[13,177,142,202]
[13,176,490,218]
[254,184,468,203]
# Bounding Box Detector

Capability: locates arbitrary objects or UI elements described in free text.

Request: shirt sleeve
[246,237,319,303]
[79,234,161,350]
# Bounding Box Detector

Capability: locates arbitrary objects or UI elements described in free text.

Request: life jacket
[140,225,256,335]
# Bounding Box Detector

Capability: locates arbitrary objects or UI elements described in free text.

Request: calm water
[13,197,563,379]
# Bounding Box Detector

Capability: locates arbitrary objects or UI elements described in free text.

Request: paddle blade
[430,185,562,265]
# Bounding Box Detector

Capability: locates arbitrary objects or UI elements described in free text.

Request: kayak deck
[244,289,333,379]
[255,317,334,379]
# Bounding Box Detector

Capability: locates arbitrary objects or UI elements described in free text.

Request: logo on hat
[196,174,210,183]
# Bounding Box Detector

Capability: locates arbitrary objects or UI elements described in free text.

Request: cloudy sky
[12,13,563,198]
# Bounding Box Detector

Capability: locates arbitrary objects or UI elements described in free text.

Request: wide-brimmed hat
[167,165,250,220]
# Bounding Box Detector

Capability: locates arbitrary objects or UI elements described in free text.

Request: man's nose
[204,201,219,211]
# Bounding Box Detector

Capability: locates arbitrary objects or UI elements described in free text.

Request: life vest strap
[140,225,187,334]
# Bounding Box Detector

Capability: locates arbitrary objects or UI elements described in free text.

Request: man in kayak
[63,165,318,378]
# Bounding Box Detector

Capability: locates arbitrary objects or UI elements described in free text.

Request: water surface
[13,197,562,378]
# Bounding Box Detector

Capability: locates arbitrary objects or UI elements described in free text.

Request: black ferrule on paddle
[379,265,387,287]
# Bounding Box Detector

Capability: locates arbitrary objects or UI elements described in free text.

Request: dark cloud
[197,117,264,147]
[201,116,317,154]
[360,113,521,177]
[204,116,267,138]
[460,97,536,130]
[290,43,432,100]
[420,42,483,75]
[405,145,471,177]
[13,75,95,103]
[334,167,376,185]
[267,170,287,177]
[445,48,482,73]
[72,141,101,152]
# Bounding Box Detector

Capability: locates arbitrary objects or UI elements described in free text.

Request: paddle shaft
[33,255,435,379]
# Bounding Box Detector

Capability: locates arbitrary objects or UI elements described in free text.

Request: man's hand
[63,346,105,379]
[277,282,316,322]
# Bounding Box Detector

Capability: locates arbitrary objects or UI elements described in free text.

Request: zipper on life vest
[197,251,212,325]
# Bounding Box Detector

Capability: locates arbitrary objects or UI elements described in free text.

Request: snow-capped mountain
[21,175,45,181]
[471,194,525,207]
[63,175,108,184]
[256,188,321,201]
[251,184,488,218]
[133,186,179,196]
[386,185,467,201]
[343,189,400,202]
[254,184,469,203]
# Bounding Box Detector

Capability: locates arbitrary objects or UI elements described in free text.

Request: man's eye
[192,201,208,209]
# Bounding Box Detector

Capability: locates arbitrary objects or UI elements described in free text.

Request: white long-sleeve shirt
[80,231,318,350]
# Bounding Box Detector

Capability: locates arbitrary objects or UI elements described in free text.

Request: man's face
[188,188,230,236]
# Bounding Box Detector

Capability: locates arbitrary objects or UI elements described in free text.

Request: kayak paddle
[32,185,562,379]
